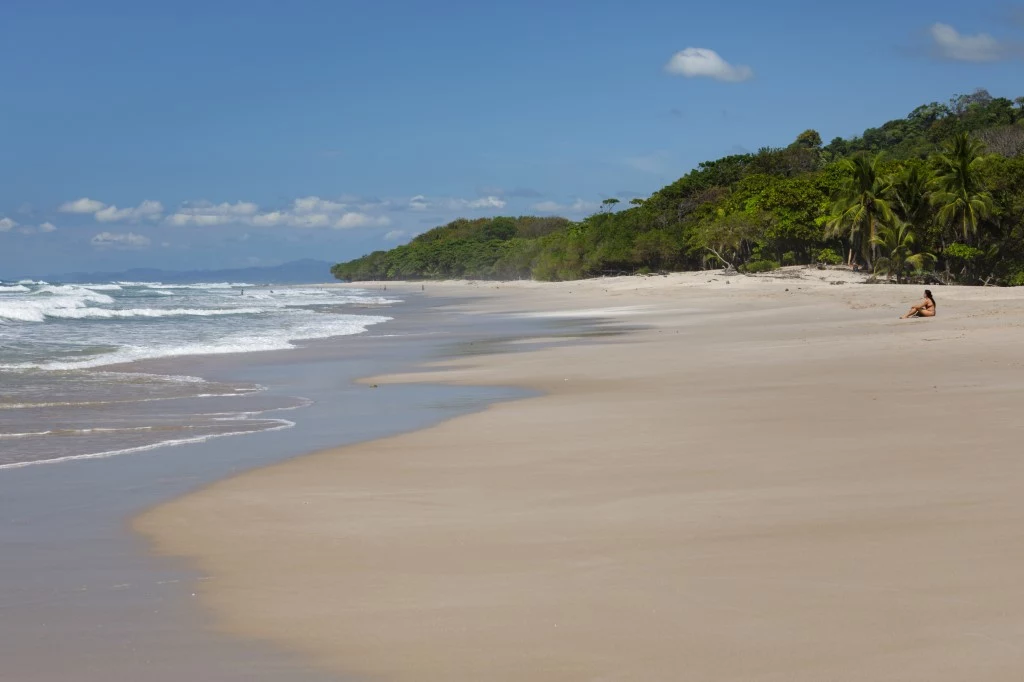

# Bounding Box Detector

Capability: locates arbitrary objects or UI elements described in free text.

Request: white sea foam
[0,281,396,372]
[0,294,264,322]
[228,288,400,308]
[0,301,79,322]
[0,284,120,321]
[104,371,215,384]
[146,282,254,290]
[200,396,315,418]
[0,419,295,470]
[1,313,392,369]
[45,306,266,320]
[0,425,173,438]
[0,280,397,470]
[33,284,115,304]
[80,283,123,291]
[0,391,252,409]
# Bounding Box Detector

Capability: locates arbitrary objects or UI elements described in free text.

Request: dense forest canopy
[333,90,1024,286]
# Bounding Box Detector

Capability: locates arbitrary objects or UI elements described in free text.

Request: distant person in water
[901,289,936,318]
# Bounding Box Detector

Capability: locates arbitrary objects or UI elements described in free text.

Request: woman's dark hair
[924,289,935,302]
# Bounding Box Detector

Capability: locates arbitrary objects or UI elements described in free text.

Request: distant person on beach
[901,289,936,319]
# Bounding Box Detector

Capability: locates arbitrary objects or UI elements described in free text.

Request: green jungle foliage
[333,90,1024,285]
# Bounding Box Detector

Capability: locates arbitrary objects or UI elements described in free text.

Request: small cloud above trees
[929,23,1012,62]
[664,48,753,82]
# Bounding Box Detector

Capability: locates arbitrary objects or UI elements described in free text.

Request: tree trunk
[867,216,876,270]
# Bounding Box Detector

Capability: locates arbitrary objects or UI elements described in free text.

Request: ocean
[0,284,541,681]
[0,280,396,469]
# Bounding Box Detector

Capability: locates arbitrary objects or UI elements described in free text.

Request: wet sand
[138,271,1024,681]
[1,294,570,681]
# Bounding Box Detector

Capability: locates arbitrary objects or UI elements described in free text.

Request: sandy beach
[136,269,1024,681]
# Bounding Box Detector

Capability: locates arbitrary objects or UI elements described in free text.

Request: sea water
[0,286,553,681]
[0,280,396,468]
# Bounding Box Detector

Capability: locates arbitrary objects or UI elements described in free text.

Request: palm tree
[888,164,933,231]
[827,153,893,269]
[930,133,994,243]
[871,221,935,284]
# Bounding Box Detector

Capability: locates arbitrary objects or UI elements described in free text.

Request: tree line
[333,90,1024,286]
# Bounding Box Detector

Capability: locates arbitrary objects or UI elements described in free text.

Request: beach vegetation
[826,154,893,269]
[739,260,781,274]
[333,90,1024,285]
[931,133,995,243]
[871,222,936,284]
[814,248,844,266]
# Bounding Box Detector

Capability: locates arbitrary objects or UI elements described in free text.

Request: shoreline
[0,282,400,471]
[137,272,1024,681]
[1,291,562,682]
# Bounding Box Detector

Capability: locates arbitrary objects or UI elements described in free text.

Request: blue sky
[2,0,1022,276]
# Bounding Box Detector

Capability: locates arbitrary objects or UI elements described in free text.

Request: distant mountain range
[45,259,335,284]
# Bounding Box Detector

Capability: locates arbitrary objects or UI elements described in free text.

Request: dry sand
[136,269,1024,681]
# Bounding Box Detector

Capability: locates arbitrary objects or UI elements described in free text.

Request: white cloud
[94,206,130,222]
[59,197,163,222]
[167,214,229,227]
[665,47,754,82]
[293,213,334,227]
[384,230,407,241]
[930,23,1005,62]
[335,212,389,229]
[532,199,599,215]
[95,199,164,223]
[461,195,507,209]
[258,211,335,228]
[249,210,327,228]
[165,196,389,230]
[12,221,57,235]
[166,201,260,226]
[59,197,107,214]
[91,231,152,249]
[248,211,285,227]
[408,195,431,211]
[55,193,394,233]
[292,196,348,214]
[406,194,507,212]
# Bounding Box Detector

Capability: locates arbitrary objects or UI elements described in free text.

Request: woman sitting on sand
[901,289,936,319]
